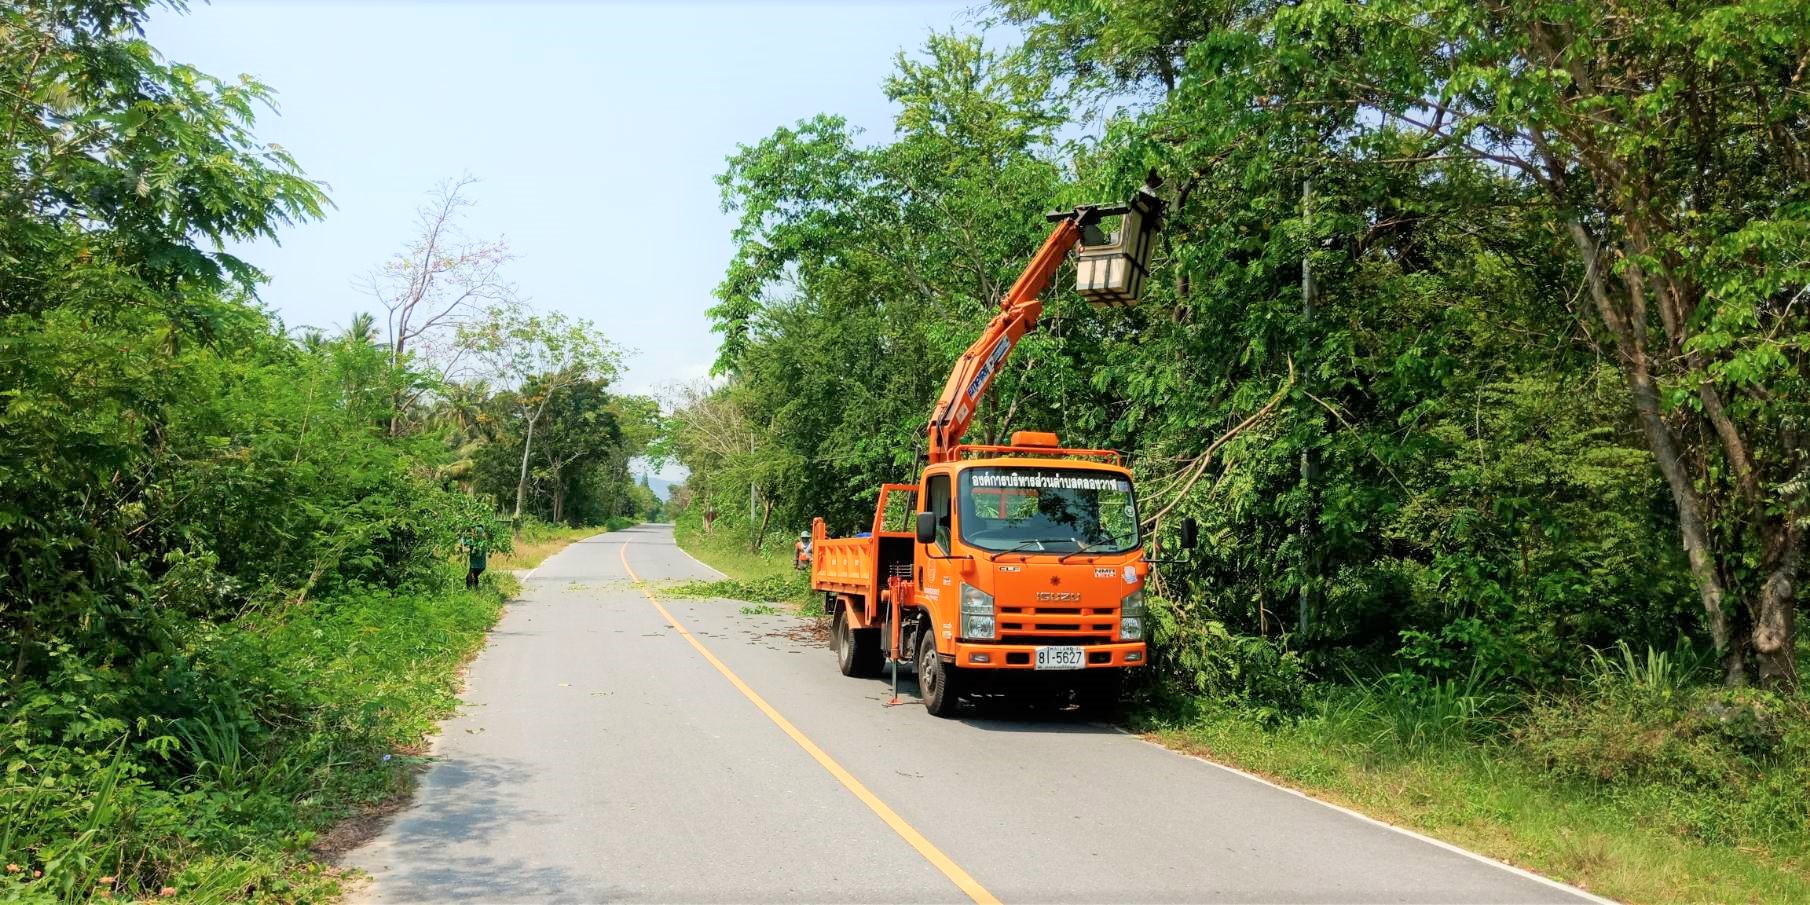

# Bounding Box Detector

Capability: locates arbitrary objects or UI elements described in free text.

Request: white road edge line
[1111,727,1617,904]
[667,533,728,580]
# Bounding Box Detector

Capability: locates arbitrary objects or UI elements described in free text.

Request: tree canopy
[675,2,1808,689]
[0,4,654,892]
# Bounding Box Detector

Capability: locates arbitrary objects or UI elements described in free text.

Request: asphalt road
[345,524,1602,904]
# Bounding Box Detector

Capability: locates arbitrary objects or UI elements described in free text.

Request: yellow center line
[618,542,1000,905]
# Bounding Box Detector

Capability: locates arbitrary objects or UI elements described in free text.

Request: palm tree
[341,311,380,344]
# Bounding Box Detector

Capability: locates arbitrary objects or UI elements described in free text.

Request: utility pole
[1299,178,1318,638]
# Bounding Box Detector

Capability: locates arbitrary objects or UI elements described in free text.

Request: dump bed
[811,529,878,601]
[809,483,917,624]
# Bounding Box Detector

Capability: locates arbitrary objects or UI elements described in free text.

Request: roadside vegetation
[2,571,514,904]
[662,1,1810,901]
[1132,644,1810,902]
[0,3,656,899]
[666,513,813,610]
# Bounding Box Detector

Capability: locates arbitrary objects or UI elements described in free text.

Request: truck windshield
[958,467,1140,554]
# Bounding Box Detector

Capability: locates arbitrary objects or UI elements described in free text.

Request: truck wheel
[833,608,882,678]
[1076,670,1124,720]
[917,629,962,717]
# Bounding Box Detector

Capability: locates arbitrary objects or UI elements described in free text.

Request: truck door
[921,472,955,646]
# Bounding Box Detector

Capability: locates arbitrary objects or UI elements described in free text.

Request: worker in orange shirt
[794,530,811,570]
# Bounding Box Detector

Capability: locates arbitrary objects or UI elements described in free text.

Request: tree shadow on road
[345,754,629,903]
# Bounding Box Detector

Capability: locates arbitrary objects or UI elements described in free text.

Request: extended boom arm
[925,219,1080,465]
[925,178,1163,464]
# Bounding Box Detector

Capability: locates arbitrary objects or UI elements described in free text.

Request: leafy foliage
[674,20,1719,689]
[0,0,326,316]
[0,3,641,897]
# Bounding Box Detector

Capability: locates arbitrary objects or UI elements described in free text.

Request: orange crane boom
[924,219,1080,465]
[925,176,1163,464]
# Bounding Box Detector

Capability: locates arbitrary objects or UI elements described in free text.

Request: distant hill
[637,473,677,501]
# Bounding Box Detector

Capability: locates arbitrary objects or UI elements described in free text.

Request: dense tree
[676,7,1803,689]
[0,0,324,321]
[1000,0,1808,685]
[0,6,648,890]
[1,0,336,684]
[459,305,622,522]
[468,376,645,525]
[702,35,1073,544]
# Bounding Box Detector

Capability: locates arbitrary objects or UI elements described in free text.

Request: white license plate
[1034,646,1086,670]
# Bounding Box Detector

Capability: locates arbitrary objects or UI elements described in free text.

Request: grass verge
[668,519,814,612]
[670,518,801,583]
[0,568,515,903]
[1132,685,1810,904]
[0,520,619,903]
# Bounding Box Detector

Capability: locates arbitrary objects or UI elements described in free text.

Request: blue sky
[147,0,979,400]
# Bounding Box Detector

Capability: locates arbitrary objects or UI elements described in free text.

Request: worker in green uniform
[463,525,489,589]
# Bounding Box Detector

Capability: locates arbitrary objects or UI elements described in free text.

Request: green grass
[670,518,800,584]
[0,568,518,903]
[669,518,815,612]
[1133,678,1810,904]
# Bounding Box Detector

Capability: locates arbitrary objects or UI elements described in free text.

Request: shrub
[0,573,509,901]
[1145,595,1307,723]
[1329,664,1510,752]
[1515,647,1810,846]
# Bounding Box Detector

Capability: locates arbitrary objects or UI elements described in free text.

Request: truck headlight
[960,583,995,640]
[1120,589,1145,640]
[1119,616,1144,641]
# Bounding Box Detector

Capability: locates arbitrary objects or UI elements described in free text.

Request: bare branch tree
[363,175,519,434]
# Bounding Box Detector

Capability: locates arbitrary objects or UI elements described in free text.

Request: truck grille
[995,634,1117,646]
[998,604,1117,642]
[1000,605,1116,616]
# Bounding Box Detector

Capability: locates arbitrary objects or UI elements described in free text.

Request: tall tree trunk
[388,335,409,438]
[514,416,535,524]
[552,478,566,525]
[1753,525,1801,690]
[1565,222,1743,683]
[751,496,773,555]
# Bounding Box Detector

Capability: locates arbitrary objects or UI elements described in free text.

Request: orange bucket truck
[809,176,1198,716]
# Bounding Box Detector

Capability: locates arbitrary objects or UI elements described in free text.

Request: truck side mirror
[1180,516,1200,549]
[915,511,937,545]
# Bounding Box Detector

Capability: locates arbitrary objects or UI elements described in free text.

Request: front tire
[918,628,963,717]
[833,607,882,677]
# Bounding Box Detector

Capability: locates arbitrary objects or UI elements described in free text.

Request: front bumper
[951,640,1147,669]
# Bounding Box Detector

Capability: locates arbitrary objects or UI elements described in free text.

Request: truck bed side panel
[811,535,877,604]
